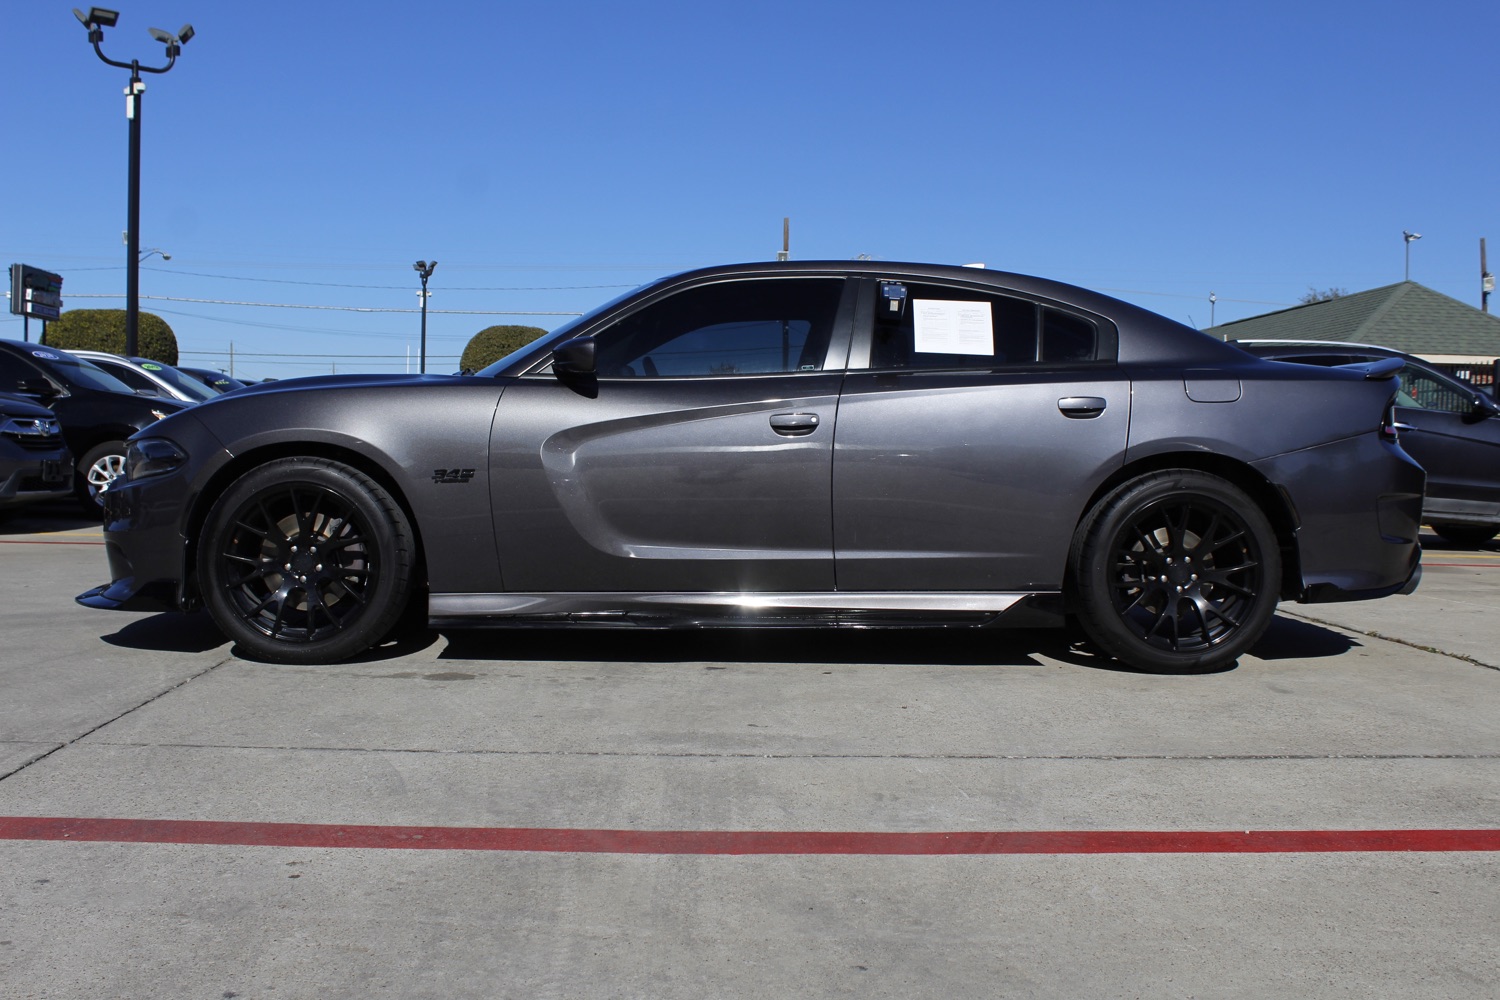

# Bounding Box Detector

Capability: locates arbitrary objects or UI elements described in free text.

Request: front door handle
[770,412,820,436]
[1058,396,1107,418]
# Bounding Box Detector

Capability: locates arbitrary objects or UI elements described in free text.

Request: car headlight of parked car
[125,438,188,481]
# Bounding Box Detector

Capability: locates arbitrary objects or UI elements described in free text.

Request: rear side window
[869,281,1101,370]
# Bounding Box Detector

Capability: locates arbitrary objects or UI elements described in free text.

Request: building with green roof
[1208,282,1500,363]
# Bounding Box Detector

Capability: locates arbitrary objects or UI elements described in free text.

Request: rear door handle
[1058,396,1107,418]
[770,412,820,436]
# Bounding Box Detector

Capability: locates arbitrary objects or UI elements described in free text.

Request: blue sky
[4,0,1497,379]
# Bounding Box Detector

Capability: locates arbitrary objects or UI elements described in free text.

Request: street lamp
[1404,230,1422,282]
[73,8,195,357]
[138,248,171,263]
[414,260,437,374]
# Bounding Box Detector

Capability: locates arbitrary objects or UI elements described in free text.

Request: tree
[41,309,179,363]
[460,324,549,372]
[1299,287,1346,304]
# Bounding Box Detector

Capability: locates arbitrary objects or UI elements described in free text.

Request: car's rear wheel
[77,440,127,512]
[198,457,415,664]
[1428,522,1499,548]
[1070,470,1281,673]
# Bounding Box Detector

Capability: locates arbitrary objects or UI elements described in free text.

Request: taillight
[1380,395,1400,443]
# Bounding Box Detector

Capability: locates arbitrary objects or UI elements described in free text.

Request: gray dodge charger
[78,261,1424,672]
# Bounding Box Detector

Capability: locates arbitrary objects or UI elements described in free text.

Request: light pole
[414,260,437,374]
[1404,230,1422,282]
[73,8,194,358]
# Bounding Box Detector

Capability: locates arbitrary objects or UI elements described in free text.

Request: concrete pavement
[0,503,1495,998]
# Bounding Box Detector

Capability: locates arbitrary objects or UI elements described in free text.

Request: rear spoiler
[1337,357,1403,381]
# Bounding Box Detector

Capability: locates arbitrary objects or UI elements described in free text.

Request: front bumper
[74,469,194,615]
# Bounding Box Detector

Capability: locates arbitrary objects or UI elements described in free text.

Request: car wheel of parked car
[1427,522,1499,548]
[1070,470,1281,673]
[198,457,416,664]
[78,440,128,510]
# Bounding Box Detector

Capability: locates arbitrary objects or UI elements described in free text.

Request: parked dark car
[0,391,72,509]
[1234,340,1500,547]
[78,261,1423,672]
[177,367,249,394]
[0,340,189,508]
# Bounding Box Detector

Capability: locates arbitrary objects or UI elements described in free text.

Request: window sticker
[912,299,994,355]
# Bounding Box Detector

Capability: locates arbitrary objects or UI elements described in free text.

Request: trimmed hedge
[460,325,548,372]
[42,309,179,364]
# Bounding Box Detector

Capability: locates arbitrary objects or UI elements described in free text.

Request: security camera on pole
[414,260,437,374]
[72,7,195,358]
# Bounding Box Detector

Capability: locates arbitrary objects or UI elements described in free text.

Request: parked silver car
[67,351,217,404]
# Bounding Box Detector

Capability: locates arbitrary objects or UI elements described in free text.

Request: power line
[75,265,638,292]
[64,293,582,316]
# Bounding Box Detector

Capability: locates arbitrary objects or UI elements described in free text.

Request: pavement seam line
[0,655,237,784]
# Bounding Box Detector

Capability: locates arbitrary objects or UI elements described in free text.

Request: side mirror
[552,336,597,377]
[17,377,58,398]
[1475,393,1500,418]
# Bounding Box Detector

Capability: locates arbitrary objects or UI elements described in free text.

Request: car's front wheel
[77,440,127,511]
[198,457,416,664]
[1070,470,1281,673]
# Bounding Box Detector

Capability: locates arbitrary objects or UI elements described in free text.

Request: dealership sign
[8,264,64,321]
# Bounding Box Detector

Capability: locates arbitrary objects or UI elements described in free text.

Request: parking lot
[1,501,1497,999]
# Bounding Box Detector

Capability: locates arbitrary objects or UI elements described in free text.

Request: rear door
[832,278,1130,592]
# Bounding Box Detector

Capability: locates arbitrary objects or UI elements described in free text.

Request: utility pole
[1482,238,1493,314]
[777,218,789,261]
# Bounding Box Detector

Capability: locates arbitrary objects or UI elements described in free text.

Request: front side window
[1398,366,1476,413]
[593,278,844,378]
[869,282,1101,370]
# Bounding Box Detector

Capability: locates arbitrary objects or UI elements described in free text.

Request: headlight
[125,438,188,481]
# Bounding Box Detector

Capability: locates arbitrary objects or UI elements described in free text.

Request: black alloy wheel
[198,457,415,663]
[1071,470,1281,672]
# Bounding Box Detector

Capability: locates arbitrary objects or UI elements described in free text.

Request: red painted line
[1,817,1496,855]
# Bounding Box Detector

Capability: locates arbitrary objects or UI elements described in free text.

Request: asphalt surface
[0,499,1496,999]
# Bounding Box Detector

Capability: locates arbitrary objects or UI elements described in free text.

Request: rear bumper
[1253,434,1425,604]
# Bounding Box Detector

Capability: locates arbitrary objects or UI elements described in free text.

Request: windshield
[134,359,218,401]
[474,283,654,377]
[28,349,140,395]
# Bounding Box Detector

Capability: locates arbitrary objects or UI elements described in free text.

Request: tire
[197,457,416,664]
[1070,470,1281,673]
[77,440,128,512]
[1428,522,1499,548]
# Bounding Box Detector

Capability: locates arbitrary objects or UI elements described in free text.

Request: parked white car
[66,351,217,404]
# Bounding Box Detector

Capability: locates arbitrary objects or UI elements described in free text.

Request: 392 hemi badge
[433,468,476,484]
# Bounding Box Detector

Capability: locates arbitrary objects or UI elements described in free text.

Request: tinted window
[35,352,138,394]
[593,278,844,378]
[1398,366,1475,413]
[94,360,160,395]
[0,352,43,392]
[869,282,1099,370]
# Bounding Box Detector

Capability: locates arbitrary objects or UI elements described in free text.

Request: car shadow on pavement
[97,610,444,662]
[1247,614,1360,661]
[99,611,232,654]
[439,627,1143,672]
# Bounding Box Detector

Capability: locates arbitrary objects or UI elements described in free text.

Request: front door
[490,275,853,593]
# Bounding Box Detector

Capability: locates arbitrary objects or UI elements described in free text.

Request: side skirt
[428,592,1064,630]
